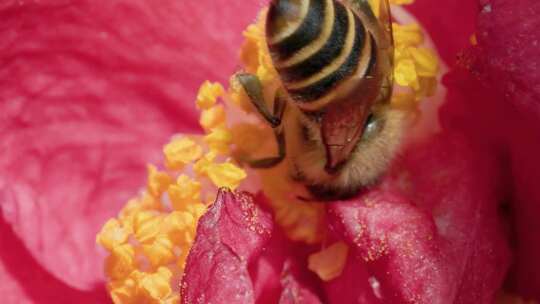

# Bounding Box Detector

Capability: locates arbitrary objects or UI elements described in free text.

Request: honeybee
[236,0,404,199]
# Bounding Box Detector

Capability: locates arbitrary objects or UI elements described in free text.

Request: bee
[236,0,404,199]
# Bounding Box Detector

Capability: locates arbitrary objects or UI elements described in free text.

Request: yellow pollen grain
[147,164,172,198]
[204,126,232,155]
[193,151,217,176]
[185,203,207,220]
[200,105,226,131]
[308,242,349,281]
[97,219,129,251]
[163,137,203,170]
[240,23,265,73]
[105,244,136,281]
[133,212,163,244]
[393,23,424,47]
[167,175,201,211]
[163,211,196,245]
[394,59,420,89]
[141,236,176,268]
[196,81,225,110]
[207,162,247,190]
[470,34,478,46]
[139,267,173,301]
[390,0,414,4]
[109,276,139,304]
[408,47,439,77]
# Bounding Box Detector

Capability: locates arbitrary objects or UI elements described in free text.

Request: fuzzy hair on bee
[236,0,405,200]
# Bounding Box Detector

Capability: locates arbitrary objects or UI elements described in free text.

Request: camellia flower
[1,0,539,303]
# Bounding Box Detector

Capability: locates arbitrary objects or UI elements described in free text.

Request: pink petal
[0,215,110,304]
[327,132,511,303]
[0,0,260,291]
[181,189,273,304]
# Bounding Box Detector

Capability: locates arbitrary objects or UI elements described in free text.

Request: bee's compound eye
[362,113,381,140]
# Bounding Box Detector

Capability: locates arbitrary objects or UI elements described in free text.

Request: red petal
[181,189,273,304]
[327,132,511,303]
[441,0,540,297]
[408,0,478,65]
[247,196,324,304]
[279,259,323,304]
[324,252,382,304]
[0,0,260,291]
[475,0,540,120]
[328,192,449,303]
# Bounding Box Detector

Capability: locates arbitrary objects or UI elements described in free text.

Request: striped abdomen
[266,0,377,111]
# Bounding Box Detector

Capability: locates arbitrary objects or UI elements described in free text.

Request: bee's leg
[236,73,282,127]
[247,127,286,168]
[236,73,287,168]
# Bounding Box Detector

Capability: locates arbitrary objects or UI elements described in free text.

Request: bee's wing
[345,0,394,103]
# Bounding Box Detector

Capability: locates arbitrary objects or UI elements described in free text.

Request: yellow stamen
[204,126,232,154]
[104,244,136,281]
[139,267,173,301]
[409,47,439,77]
[196,81,225,110]
[200,105,226,131]
[147,164,172,198]
[395,58,420,89]
[97,219,129,251]
[206,162,247,190]
[141,236,176,268]
[393,23,424,47]
[163,137,203,170]
[167,175,202,211]
[133,211,163,244]
[390,0,414,5]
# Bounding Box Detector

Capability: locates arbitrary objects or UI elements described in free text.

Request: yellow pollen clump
[97,219,129,251]
[308,242,350,281]
[395,59,420,89]
[206,162,247,190]
[168,175,201,210]
[200,105,226,131]
[98,134,245,303]
[139,267,174,301]
[98,0,439,300]
[196,81,225,110]
[147,165,172,198]
[163,137,203,170]
[390,0,414,5]
[204,126,232,154]
[105,244,136,281]
[392,22,439,104]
